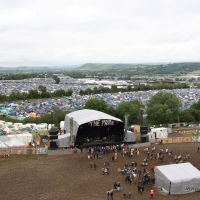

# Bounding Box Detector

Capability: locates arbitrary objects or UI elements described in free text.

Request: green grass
[32,130,48,139]
[187,70,200,75]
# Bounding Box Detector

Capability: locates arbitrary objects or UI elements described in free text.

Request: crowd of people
[86,143,194,199]
[0,154,9,158]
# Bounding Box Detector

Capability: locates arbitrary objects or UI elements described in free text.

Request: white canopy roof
[5,135,26,148]
[64,109,123,137]
[0,141,9,149]
[155,162,200,194]
[66,109,122,126]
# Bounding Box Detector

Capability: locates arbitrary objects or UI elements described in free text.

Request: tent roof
[5,135,26,147]
[66,109,122,126]
[155,162,200,182]
[0,141,9,148]
[58,133,70,139]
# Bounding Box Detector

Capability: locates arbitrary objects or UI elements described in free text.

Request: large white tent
[155,162,200,194]
[5,135,26,148]
[0,141,9,149]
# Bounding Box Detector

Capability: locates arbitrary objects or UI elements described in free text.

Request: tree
[179,109,196,123]
[147,92,181,124]
[191,100,200,110]
[52,75,60,84]
[106,106,117,117]
[38,85,47,93]
[84,98,108,113]
[146,104,174,124]
[111,85,118,93]
[27,89,41,98]
[116,100,144,125]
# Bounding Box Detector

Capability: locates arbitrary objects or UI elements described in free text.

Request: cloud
[0,0,200,66]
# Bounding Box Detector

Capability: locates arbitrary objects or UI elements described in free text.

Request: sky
[0,0,200,67]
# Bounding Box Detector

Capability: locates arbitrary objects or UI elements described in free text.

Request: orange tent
[29,113,40,118]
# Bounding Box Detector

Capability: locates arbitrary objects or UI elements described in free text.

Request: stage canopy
[64,109,124,143]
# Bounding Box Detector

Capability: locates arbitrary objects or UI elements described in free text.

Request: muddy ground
[0,142,200,200]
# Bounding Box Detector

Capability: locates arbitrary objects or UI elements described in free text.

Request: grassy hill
[77,62,200,76]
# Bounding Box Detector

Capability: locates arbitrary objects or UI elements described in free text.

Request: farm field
[0,143,200,200]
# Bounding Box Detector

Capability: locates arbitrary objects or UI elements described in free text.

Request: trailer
[147,127,169,140]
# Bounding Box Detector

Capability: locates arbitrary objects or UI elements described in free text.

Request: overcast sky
[0,0,200,67]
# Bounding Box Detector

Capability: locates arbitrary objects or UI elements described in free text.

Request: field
[0,142,200,200]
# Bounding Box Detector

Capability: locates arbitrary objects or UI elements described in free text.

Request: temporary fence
[150,136,200,145]
[0,147,48,155]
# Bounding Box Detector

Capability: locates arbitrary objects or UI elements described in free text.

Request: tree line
[0,86,73,102]
[80,83,189,95]
[84,92,200,126]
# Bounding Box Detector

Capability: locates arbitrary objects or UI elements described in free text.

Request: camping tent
[3,127,12,134]
[5,135,26,148]
[155,163,200,194]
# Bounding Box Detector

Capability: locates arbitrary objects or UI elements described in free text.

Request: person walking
[150,188,154,198]
[198,147,199,153]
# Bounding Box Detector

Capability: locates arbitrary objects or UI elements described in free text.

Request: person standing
[110,189,113,200]
[150,188,154,198]
[198,147,199,153]
[106,189,110,199]
[90,162,93,169]
[140,186,144,194]
[94,163,97,169]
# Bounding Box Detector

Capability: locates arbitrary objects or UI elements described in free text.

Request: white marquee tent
[5,135,26,148]
[0,141,9,149]
[155,162,200,194]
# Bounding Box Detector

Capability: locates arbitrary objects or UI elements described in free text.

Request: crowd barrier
[0,148,48,155]
[150,136,200,145]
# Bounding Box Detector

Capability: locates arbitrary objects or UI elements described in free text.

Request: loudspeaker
[48,141,58,150]
[49,135,58,140]
[140,136,148,143]
[140,126,148,135]
[49,129,59,135]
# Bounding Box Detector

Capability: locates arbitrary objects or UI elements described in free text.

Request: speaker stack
[48,129,59,150]
[140,126,148,143]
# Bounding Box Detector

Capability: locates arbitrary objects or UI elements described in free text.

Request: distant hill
[1,63,200,76]
[51,65,82,69]
[77,62,200,75]
[0,65,81,71]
